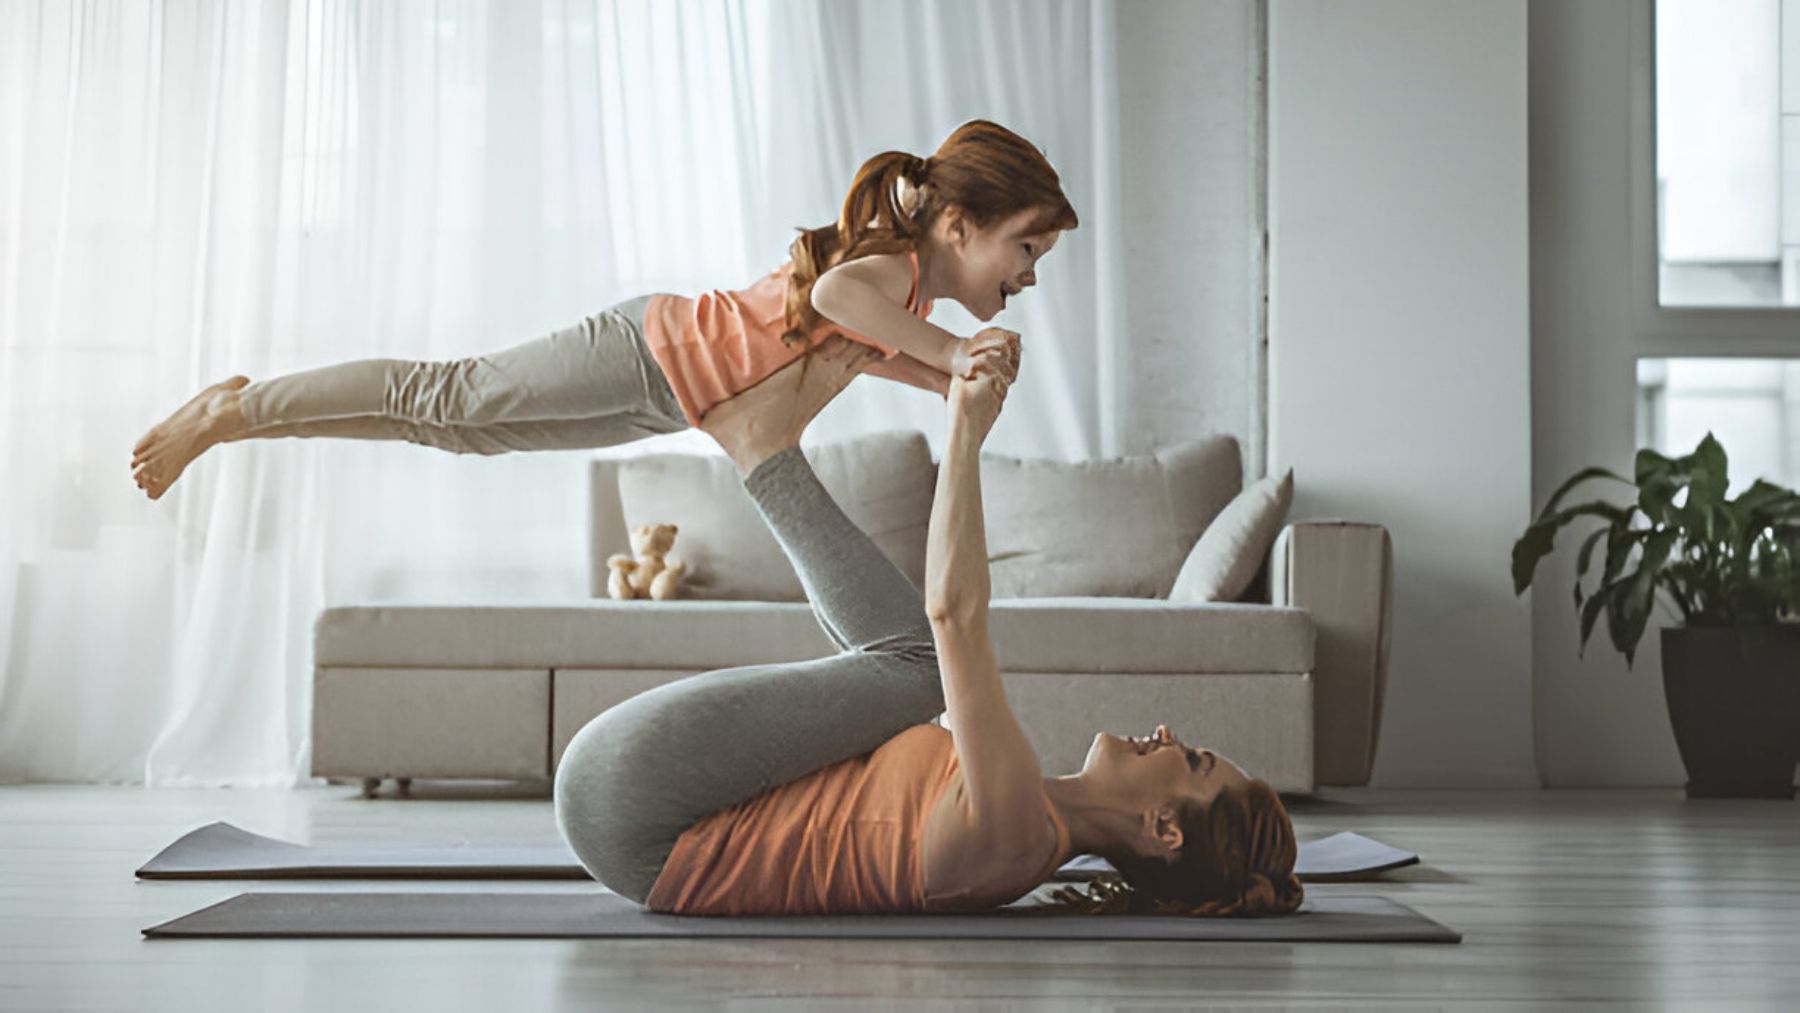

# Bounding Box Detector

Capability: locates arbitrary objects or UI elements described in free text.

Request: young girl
[129,119,1079,500]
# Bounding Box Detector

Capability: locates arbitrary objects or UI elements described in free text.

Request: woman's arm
[925,361,1048,854]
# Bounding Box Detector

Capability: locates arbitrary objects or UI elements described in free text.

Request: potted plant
[1512,433,1800,799]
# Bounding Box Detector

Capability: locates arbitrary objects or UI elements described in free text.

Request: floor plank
[1,784,1796,1011]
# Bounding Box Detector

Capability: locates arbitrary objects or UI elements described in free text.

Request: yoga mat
[139,822,1420,883]
[142,890,1461,943]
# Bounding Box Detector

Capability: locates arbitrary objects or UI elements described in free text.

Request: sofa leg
[361,777,382,799]
[396,777,413,798]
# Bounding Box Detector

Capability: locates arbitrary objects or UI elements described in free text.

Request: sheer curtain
[0,0,1126,785]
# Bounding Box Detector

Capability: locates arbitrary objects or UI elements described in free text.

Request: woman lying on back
[553,335,1304,917]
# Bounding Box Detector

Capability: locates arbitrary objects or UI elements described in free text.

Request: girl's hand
[950,328,1021,383]
[973,327,1022,385]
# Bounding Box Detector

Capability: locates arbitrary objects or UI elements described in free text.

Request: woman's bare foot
[699,337,882,475]
[130,375,251,500]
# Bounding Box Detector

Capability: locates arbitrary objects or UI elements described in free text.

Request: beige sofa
[311,430,1393,795]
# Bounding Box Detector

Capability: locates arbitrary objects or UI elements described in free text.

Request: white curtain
[0,0,1126,785]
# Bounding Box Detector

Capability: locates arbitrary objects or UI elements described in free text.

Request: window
[1655,0,1800,307]
[1636,358,1800,491]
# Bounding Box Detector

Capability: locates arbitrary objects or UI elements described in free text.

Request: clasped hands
[947,327,1020,438]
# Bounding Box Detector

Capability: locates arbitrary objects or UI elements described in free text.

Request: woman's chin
[1078,732,1110,773]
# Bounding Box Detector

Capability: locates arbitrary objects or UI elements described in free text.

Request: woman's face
[931,205,1061,321]
[1079,724,1253,811]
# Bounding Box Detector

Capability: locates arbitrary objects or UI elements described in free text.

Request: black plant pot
[1660,626,1800,799]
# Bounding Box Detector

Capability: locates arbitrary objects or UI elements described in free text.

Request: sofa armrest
[1269,521,1393,787]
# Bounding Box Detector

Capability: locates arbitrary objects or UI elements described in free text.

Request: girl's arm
[811,254,961,374]
[859,351,951,398]
[925,369,1051,859]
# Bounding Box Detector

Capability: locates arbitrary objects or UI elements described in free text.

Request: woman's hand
[949,327,1021,384]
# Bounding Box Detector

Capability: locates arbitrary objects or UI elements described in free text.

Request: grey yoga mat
[142,890,1461,943]
[138,821,1421,883]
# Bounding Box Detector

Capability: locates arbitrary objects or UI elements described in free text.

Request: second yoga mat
[139,821,1421,883]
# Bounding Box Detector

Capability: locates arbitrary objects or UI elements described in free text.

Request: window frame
[1631,0,1800,356]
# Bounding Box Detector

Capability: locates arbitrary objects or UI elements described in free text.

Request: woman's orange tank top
[641,249,934,427]
[643,723,1067,916]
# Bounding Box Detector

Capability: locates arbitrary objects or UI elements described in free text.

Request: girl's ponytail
[784,151,924,347]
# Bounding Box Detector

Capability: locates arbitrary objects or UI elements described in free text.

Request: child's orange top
[641,249,935,427]
[643,723,1069,916]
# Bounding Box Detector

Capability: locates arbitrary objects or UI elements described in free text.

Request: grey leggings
[552,447,946,903]
[231,295,689,454]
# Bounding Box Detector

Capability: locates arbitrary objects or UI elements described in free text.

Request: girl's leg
[219,406,683,455]
[555,436,947,902]
[130,296,681,497]
[233,296,678,445]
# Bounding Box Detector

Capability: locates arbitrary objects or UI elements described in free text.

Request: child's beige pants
[235,295,688,454]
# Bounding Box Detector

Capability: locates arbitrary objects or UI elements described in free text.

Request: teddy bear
[606,523,689,601]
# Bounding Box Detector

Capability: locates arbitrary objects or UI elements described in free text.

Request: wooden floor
[2,782,1797,1012]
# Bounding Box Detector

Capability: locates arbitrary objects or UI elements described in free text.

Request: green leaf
[1600,525,1637,587]
[1730,478,1793,516]
[1513,501,1635,594]
[1536,465,1633,523]
[1612,529,1680,668]
[1687,432,1729,509]
[1574,526,1610,582]
[1635,448,1677,524]
[1580,573,1631,655]
[1512,520,1557,596]
[1571,526,1612,610]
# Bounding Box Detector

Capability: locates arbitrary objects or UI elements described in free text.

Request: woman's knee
[864,625,937,664]
[857,632,944,715]
[553,708,674,901]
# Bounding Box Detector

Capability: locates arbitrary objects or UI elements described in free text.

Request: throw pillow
[1168,467,1295,602]
[977,436,1242,598]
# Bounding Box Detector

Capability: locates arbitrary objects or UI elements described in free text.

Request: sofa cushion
[977,436,1242,598]
[314,597,1314,674]
[1170,468,1296,602]
[609,430,934,601]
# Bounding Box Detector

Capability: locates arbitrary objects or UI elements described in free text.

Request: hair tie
[897,173,927,219]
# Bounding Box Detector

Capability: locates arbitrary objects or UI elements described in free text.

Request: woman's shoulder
[920,764,1065,912]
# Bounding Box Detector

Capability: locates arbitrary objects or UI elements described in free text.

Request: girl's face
[930,206,1062,321]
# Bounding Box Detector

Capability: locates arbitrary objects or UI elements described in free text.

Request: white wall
[1116,0,1266,475]
[1528,0,1697,787]
[1269,0,1540,787]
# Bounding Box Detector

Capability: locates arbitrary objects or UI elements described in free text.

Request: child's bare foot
[699,337,881,475]
[130,375,251,500]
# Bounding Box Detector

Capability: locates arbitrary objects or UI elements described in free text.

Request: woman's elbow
[925,595,986,628]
